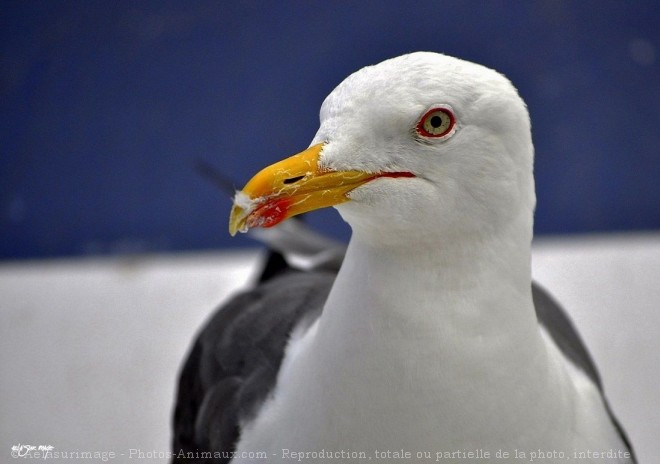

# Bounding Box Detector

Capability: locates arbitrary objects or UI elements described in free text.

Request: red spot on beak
[248,197,292,229]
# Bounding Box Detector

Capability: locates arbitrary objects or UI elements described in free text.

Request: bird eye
[416,106,456,139]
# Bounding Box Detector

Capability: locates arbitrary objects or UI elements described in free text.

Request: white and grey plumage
[173,52,635,463]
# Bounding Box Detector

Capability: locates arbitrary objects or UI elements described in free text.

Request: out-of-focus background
[1,1,658,463]
[2,1,659,259]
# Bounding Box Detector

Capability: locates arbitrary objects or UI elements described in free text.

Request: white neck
[236,218,582,456]
[318,222,538,356]
[306,223,568,447]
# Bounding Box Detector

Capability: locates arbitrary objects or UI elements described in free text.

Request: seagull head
[229,52,535,247]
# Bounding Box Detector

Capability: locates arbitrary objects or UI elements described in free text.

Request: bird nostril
[283,175,305,185]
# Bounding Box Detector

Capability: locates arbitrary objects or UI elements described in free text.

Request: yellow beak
[229,143,413,235]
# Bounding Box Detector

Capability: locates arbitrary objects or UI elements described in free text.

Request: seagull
[172,52,635,463]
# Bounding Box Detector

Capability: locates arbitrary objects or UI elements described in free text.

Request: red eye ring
[416,106,456,139]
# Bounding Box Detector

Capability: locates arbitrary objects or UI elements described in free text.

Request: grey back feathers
[172,223,635,462]
[172,262,333,463]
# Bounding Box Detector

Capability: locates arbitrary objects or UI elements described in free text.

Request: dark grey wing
[172,261,335,463]
[532,282,602,389]
[532,282,636,462]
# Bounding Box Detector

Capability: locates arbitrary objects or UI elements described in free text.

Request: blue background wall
[2,1,658,260]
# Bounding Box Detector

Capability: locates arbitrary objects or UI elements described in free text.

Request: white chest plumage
[234,239,629,463]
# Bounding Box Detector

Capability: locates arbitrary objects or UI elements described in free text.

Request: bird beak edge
[229,143,373,236]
